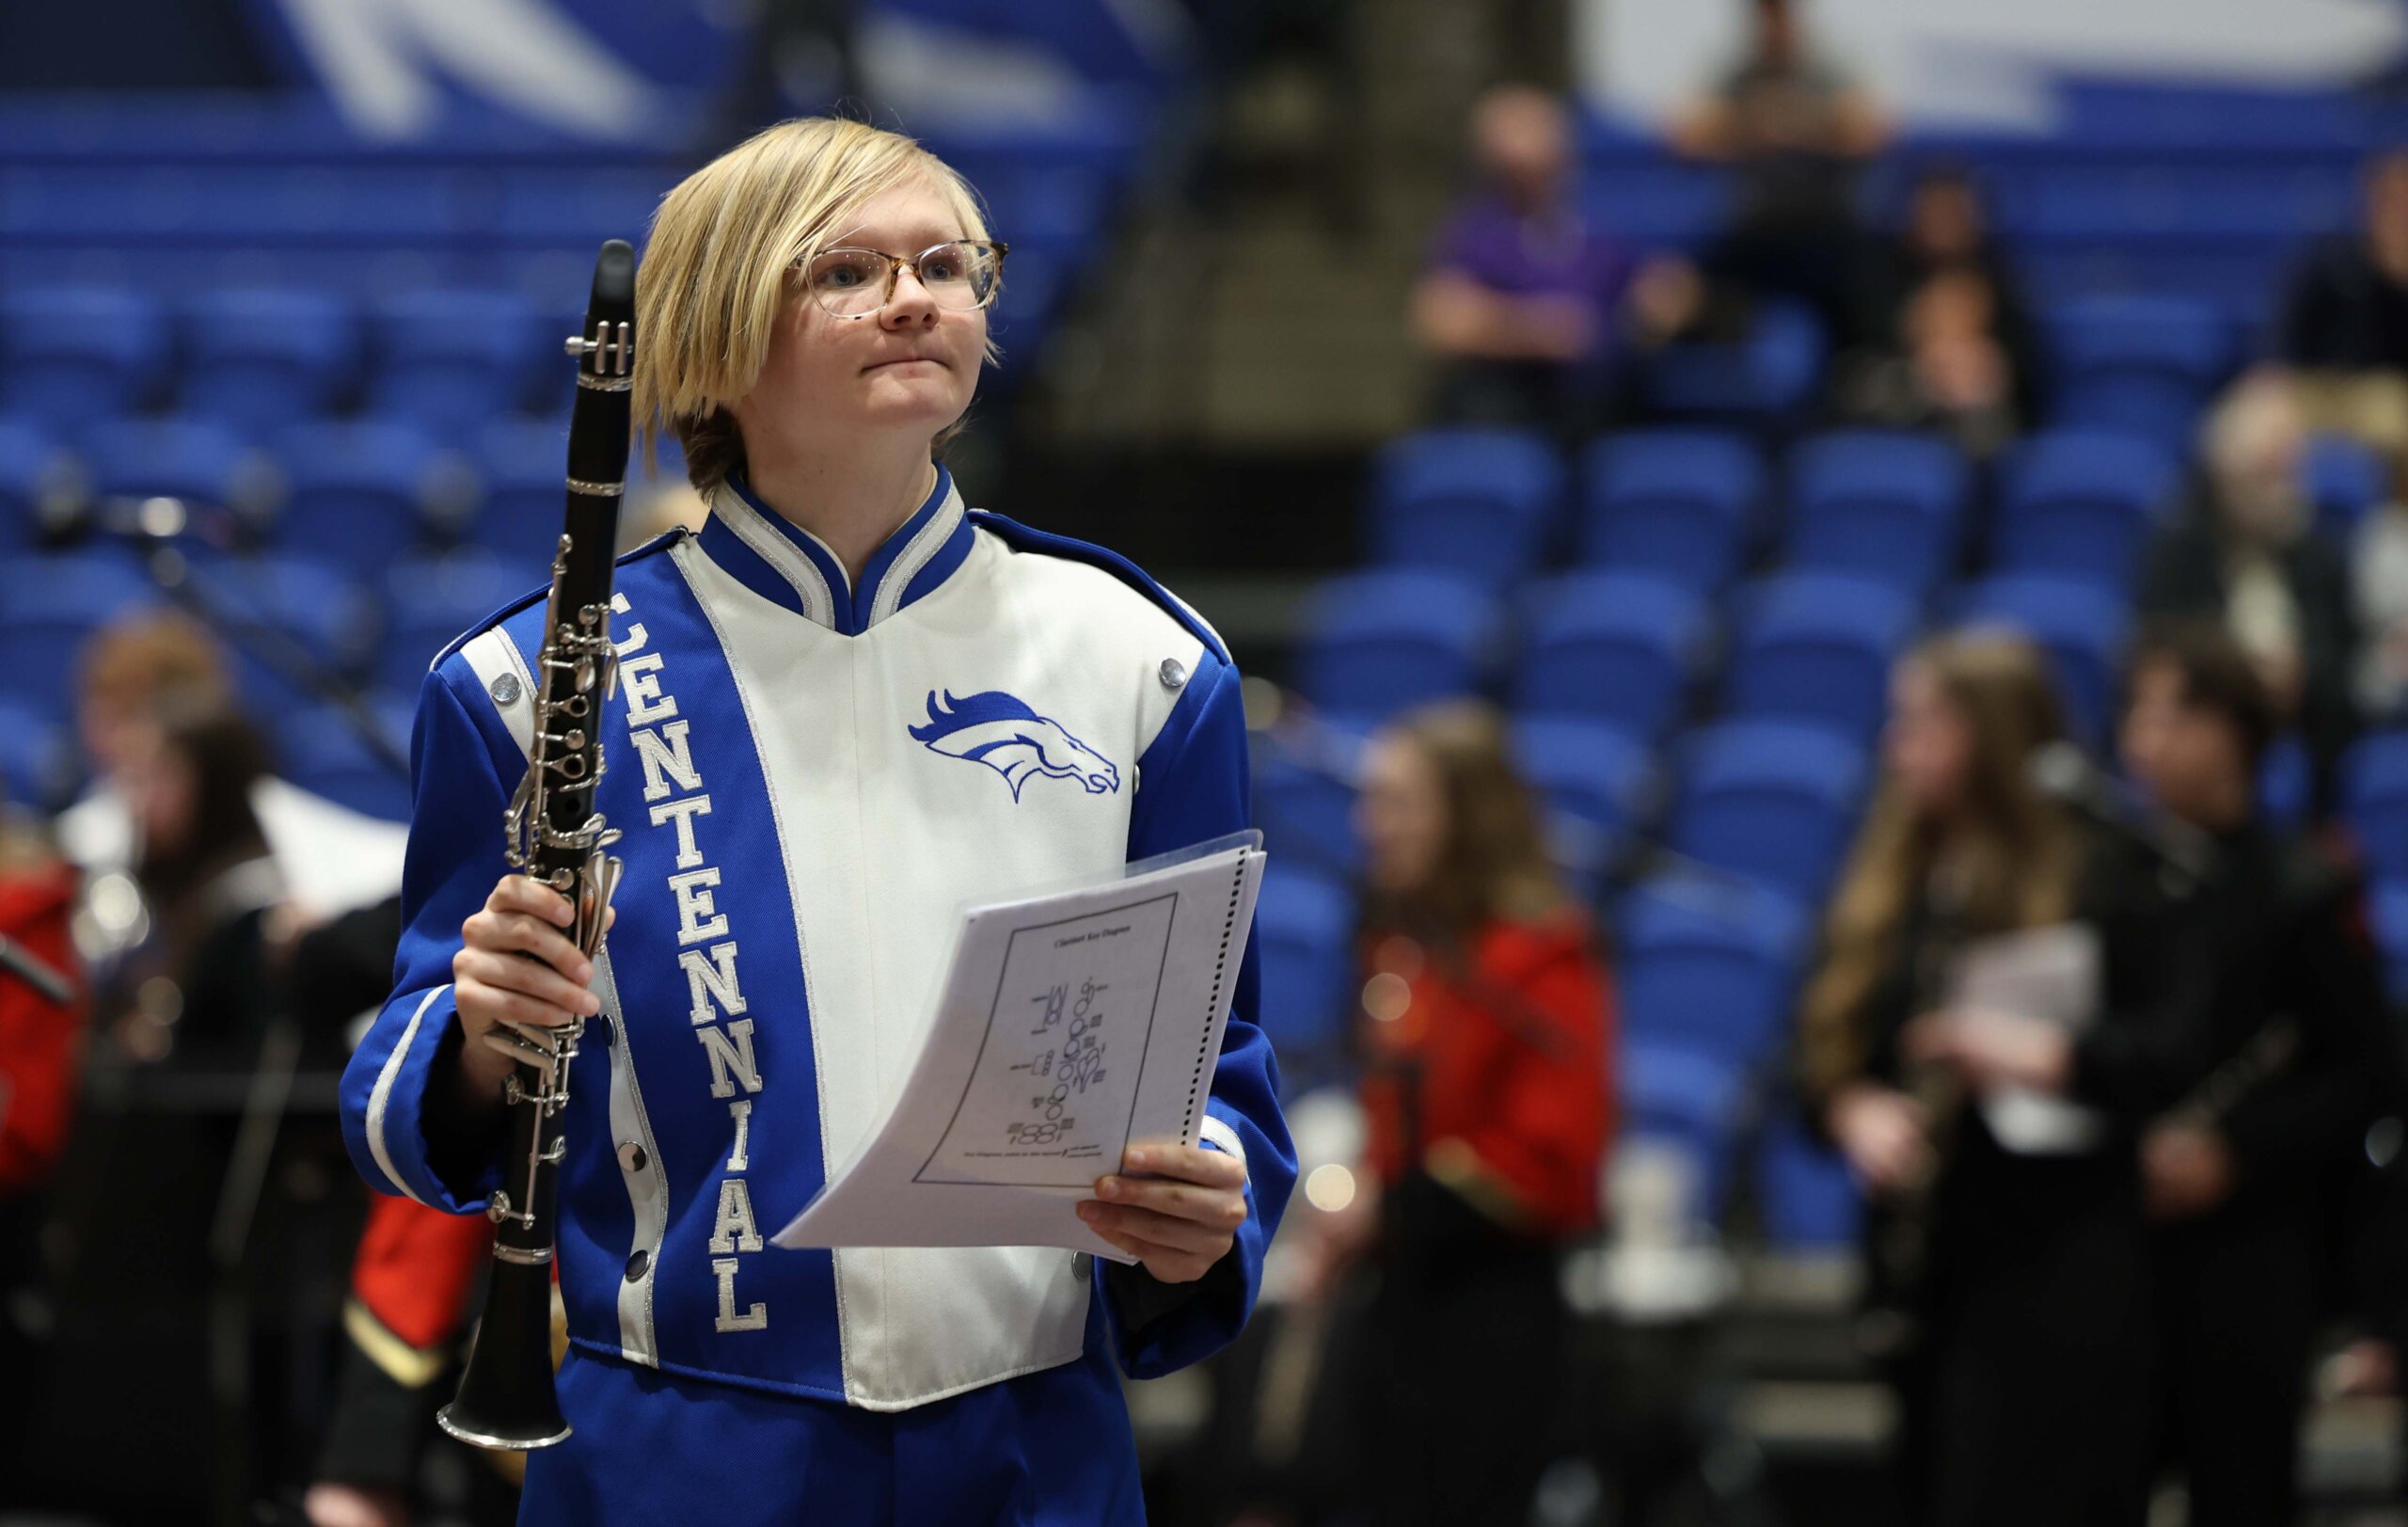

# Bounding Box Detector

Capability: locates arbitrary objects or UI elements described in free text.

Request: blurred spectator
[1411,85,1699,434]
[1673,0,1892,350]
[105,699,280,1063]
[0,808,80,1469]
[1288,700,1611,1527]
[1800,633,2177,1527]
[2117,622,2397,1527]
[2355,482,2408,723]
[56,611,405,928]
[704,0,859,151]
[1839,166,2040,456]
[2139,376,2361,806]
[2281,149,2408,469]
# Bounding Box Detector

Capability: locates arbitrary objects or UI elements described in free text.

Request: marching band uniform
[340,466,1295,1524]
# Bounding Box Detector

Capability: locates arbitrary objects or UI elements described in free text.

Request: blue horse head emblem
[908,690,1120,802]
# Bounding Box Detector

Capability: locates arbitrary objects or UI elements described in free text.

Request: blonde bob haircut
[635,117,995,495]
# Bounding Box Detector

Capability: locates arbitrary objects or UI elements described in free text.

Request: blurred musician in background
[0,791,81,1473]
[2115,621,2396,1526]
[1800,633,2181,1527]
[1289,699,1611,1527]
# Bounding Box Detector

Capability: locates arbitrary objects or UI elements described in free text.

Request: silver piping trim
[597,944,667,1365]
[866,480,964,628]
[708,483,835,628]
[364,984,452,1206]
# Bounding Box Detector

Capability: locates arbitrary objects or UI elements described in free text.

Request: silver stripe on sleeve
[364,984,453,1206]
[1198,1113,1248,1174]
[596,945,668,1365]
[460,628,538,759]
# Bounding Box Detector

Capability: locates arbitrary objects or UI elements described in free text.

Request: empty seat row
[1368,424,2200,601]
[1294,564,2138,748]
[0,544,547,725]
[0,285,604,431]
[0,414,688,573]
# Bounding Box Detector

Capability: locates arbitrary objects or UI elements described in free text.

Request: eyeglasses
[797,240,1009,319]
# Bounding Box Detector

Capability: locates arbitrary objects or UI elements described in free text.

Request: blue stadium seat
[194,553,379,713]
[2306,435,2386,543]
[1622,1039,1749,1226]
[378,549,529,693]
[2372,881,2408,1008]
[1726,574,1921,743]
[277,694,415,823]
[2047,296,2229,453]
[1951,575,2133,742]
[0,698,76,813]
[182,288,356,429]
[0,286,167,426]
[1251,863,1357,1086]
[1293,570,1495,724]
[1576,429,1764,594]
[1783,431,1971,595]
[1512,571,1710,741]
[1617,871,1809,1062]
[81,416,271,523]
[0,418,69,549]
[1366,427,1564,591]
[272,419,461,575]
[2259,733,2313,833]
[2344,733,2408,884]
[365,290,541,429]
[467,421,573,566]
[1990,430,2179,589]
[1668,721,1870,901]
[1644,300,1826,424]
[0,549,158,721]
[1252,749,1362,882]
[1756,1112,1861,1251]
[1513,717,1657,898]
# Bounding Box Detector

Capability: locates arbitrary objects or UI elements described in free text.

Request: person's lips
[863,355,945,372]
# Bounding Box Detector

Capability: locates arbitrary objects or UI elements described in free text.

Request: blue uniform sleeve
[1095,647,1296,1379]
[339,659,517,1213]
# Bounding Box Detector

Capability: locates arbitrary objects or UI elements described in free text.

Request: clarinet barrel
[437,239,635,1450]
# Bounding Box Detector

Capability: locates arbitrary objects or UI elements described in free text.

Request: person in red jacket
[0,818,82,1478]
[1301,698,1613,1527]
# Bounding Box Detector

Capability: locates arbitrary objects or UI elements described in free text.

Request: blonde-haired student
[341,117,1293,1526]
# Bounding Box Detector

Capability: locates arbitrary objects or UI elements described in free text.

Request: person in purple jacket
[1410,85,1699,435]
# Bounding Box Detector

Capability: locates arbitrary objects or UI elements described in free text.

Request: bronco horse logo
[908,690,1120,802]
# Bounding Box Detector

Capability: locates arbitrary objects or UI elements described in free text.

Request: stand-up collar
[697,464,974,636]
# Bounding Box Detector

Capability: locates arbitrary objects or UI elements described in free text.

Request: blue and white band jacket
[340,467,1295,1411]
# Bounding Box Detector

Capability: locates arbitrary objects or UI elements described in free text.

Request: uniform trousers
[522,1336,1146,1526]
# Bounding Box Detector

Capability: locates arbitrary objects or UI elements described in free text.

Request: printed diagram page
[917,892,1178,1187]
[773,835,1265,1262]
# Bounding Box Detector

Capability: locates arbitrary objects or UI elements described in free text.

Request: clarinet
[437,240,635,1451]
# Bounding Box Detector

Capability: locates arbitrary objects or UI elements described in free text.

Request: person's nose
[879,263,940,329]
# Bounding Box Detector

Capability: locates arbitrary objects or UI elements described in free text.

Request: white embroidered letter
[727,1099,752,1171]
[632,721,702,802]
[697,1018,762,1098]
[711,1257,768,1332]
[620,651,677,726]
[668,867,728,945]
[648,793,713,868]
[708,1177,765,1253]
[678,942,746,1026]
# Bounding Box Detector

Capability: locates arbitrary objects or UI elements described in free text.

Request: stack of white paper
[774,832,1269,1263]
